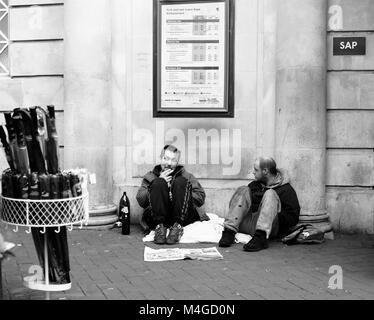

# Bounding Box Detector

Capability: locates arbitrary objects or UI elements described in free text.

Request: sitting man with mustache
[136,145,206,245]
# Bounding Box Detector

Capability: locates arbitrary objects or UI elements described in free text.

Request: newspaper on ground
[144,246,223,262]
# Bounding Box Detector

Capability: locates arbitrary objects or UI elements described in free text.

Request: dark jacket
[248,170,300,234]
[136,165,206,215]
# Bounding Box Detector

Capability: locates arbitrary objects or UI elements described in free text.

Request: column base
[82,205,118,230]
[298,213,334,240]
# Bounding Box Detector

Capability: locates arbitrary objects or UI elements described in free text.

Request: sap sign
[333,37,366,56]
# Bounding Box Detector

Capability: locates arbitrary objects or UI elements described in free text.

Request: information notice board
[153,0,235,118]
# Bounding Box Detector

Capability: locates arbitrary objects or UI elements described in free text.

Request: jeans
[148,177,199,229]
[224,186,281,239]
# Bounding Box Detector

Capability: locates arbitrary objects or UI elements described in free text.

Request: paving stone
[1,226,374,300]
[102,287,125,300]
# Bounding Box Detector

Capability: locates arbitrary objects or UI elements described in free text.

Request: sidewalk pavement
[1,224,374,300]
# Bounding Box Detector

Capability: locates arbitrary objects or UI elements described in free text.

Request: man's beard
[161,165,175,172]
[256,175,267,184]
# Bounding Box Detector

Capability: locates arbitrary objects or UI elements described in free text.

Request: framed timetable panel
[153,0,235,118]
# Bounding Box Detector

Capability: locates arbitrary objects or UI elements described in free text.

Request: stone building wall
[326,0,374,233]
[0,0,372,233]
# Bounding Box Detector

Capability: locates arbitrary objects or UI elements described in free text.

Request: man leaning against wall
[219,157,301,252]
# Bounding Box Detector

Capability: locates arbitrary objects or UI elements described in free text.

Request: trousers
[148,177,199,229]
[224,186,281,239]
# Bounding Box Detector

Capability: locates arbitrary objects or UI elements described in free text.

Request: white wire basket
[0,193,89,296]
[0,194,89,229]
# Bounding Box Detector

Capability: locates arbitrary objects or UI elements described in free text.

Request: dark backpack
[282,224,325,245]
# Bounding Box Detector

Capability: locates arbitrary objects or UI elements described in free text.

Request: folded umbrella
[0,126,17,198]
[28,173,40,200]
[45,107,70,284]
[56,172,71,283]
[39,173,51,200]
[46,106,59,175]
[1,169,15,198]
[4,113,18,173]
[61,173,72,199]
[35,107,48,166]
[31,175,66,284]
[17,174,29,200]
[13,115,30,176]
[9,114,29,224]
[13,109,40,174]
[30,108,47,174]
[70,173,82,197]
[13,110,46,280]
[32,173,50,274]
[47,226,71,284]
[0,126,15,171]
[47,172,70,284]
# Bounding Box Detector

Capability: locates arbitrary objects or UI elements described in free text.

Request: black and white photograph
[0,0,373,311]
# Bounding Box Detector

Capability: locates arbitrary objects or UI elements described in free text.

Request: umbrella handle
[26,226,32,234]
[68,225,74,232]
[40,227,46,234]
[54,226,61,234]
[13,225,19,233]
[79,222,84,230]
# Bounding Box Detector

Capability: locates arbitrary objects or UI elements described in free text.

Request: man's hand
[160,169,173,185]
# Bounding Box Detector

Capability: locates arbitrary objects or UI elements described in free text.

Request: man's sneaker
[219,228,236,247]
[243,230,268,252]
[166,223,184,245]
[154,224,167,245]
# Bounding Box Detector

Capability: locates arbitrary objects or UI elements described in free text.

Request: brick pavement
[1,224,374,300]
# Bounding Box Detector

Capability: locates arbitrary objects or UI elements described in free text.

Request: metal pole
[44,232,50,300]
[0,258,3,300]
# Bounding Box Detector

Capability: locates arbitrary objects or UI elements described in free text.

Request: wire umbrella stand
[0,194,89,300]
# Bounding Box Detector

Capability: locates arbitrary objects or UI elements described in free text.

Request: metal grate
[0,0,9,76]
